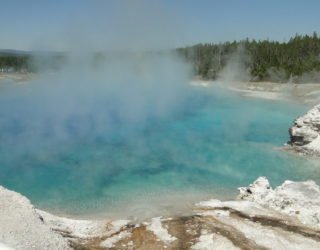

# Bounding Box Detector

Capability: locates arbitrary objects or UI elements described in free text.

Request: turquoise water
[0,86,319,218]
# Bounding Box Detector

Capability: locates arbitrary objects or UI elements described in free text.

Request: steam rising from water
[0,0,192,151]
[1,53,191,146]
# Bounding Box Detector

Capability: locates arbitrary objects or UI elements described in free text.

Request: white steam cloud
[1,53,191,142]
[217,44,251,84]
[0,0,192,151]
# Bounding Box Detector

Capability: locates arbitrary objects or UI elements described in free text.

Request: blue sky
[0,0,319,50]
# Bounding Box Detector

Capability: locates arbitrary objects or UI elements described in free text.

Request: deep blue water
[0,85,319,218]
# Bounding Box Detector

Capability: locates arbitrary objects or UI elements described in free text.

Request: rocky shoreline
[287,103,320,156]
[1,176,320,249]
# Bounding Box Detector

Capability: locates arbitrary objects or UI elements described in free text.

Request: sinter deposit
[289,104,320,156]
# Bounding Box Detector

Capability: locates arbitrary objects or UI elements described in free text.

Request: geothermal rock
[0,186,70,250]
[237,177,320,229]
[289,104,320,155]
[1,177,320,249]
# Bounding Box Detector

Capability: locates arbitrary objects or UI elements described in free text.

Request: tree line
[1,32,320,82]
[177,32,320,82]
[0,55,30,72]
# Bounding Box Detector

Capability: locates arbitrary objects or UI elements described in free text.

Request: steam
[4,55,189,140]
[0,1,192,152]
[217,44,251,84]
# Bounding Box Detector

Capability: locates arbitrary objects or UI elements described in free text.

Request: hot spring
[0,56,319,219]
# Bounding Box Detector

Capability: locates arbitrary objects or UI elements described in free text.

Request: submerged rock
[288,104,320,156]
[1,177,320,249]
